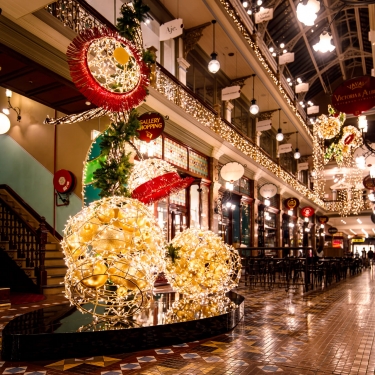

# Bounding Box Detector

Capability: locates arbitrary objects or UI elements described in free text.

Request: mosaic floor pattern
[1,268,375,374]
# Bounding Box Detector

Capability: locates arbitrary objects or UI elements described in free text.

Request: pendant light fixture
[208,20,220,74]
[249,74,259,115]
[294,131,301,159]
[276,109,284,141]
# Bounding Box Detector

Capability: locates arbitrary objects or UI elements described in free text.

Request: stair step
[45,249,64,258]
[45,265,67,275]
[44,257,66,267]
[47,274,65,285]
[45,243,59,250]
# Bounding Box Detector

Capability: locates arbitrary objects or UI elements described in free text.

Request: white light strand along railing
[155,67,324,207]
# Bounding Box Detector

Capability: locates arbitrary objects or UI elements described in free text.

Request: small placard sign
[279,143,292,153]
[256,119,272,131]
[255,8,274,23]
[221,85,241,101]
[160,18,183,41]
[279,52,295,65]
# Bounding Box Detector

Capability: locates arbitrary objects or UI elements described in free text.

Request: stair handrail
[0,186,51,291]
[0,184,62,241]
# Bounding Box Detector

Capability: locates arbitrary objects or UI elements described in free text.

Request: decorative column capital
[177,57,190,71]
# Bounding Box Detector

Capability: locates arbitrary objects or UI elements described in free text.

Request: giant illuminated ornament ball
[164,228,241,298]
[61,196,165,321]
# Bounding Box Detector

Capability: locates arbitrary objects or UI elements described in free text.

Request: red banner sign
[284,197,299,210]
[331,75,375,116]
[318,215,329,224]
[301,206,315,217]
[137,112,165,143]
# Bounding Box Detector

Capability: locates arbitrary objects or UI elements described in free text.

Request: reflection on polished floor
[1,268,375,374]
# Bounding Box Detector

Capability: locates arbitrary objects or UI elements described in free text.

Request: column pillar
[224,101,234,123]
[176,57,190,86]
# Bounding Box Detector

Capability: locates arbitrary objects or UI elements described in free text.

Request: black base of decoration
[1,291,244,361]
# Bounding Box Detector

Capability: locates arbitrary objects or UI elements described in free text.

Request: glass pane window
[170,189,186,206]
[189,150,208,177]
[190,185,200,229]
[164,138,188,170]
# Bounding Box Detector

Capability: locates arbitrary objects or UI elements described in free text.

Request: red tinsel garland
[67,27,150,112]
[131,172,195,205]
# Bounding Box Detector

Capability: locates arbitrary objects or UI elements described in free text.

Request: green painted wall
[0,135,82,235]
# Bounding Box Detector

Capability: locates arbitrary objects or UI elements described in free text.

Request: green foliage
[142,49,156,65]
[166,244,181,263]
[324,142,343,164]
[116,0,150,42]
[93,109,141,198]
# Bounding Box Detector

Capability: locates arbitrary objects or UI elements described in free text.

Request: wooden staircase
[0,185,67,295]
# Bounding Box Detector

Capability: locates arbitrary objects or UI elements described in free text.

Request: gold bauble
[78,261,108,288]
[79,217,101,242]
[91,227,125,253]
[113,47,130,65]
[97,205,118,223]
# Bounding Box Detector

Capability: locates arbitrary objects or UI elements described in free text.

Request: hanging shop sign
[278,52,294,65]
[363,174,375,190]
[307,105,319,115]
[301,206,315,217]
[137,112,165,142]
[318,215,329,224]
[221,85,241,101]
[259,183,277,199]
[256,119,272,131]
[298,162,309,171]
[279,143,292,153]
[255,8,274,23]
[284,197,300,210]
[160,18,184,41]
[331,75,375,116]
[220,162,245,182]
[328,227,338,234]
[295,83,309,93]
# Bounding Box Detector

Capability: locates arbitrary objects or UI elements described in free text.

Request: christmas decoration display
[316,105,345,140]
[164,294,236,324]
[164,229,241,298]
[128,158,194,204]
[62,196,166,321]
[67,27,150,112]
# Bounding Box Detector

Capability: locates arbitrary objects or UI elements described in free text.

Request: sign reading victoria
[331,76,375,116]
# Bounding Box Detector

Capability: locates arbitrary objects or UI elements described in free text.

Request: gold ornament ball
[61,196,166,321]
[164,229,241,298]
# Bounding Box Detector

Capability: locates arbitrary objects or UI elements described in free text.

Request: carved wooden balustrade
[0,192,48,290]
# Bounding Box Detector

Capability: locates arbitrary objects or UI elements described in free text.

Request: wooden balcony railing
[0,185,54,290]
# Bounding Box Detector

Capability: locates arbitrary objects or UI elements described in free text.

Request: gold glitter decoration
[316,115,341,140]
[87,37,140,93]
[62,196,165,321]
[164,229,241,298]
[164,295,236,324]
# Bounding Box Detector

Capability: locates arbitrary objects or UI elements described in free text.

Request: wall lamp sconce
[3,90,21,122]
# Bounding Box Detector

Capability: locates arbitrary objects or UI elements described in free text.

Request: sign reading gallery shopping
[137,112,165,142]
[331,75,375,115]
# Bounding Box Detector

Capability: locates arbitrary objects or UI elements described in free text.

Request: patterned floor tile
[2,368,27,374]
[172,343,189,347]
[231,359,249,366]
[258,365,284,372]
[155,348,173,354]
[136,356,157,363]
[180,353,201,359]
[24,372,46,375]
[120,363,141,370]
[100,371,122,375]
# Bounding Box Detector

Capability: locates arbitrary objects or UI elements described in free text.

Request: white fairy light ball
[164,228,241,298]
[61,196,166,321]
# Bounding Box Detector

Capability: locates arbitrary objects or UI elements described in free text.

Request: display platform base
[1,290,244,361]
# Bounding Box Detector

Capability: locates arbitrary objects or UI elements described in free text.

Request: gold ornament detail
[62,196,166,321]
[164,229,241,298]
[316,114,341,140]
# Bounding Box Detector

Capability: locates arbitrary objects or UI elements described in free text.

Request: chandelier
[296,0,320,26]
[313,31,335,53]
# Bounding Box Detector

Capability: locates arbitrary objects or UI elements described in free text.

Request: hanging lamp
[294,131,301,159]
[276,109,284,141]
[249,74,259,115]
[208,20,220,74]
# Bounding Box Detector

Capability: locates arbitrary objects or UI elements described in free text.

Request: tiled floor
[1,268,375,374]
